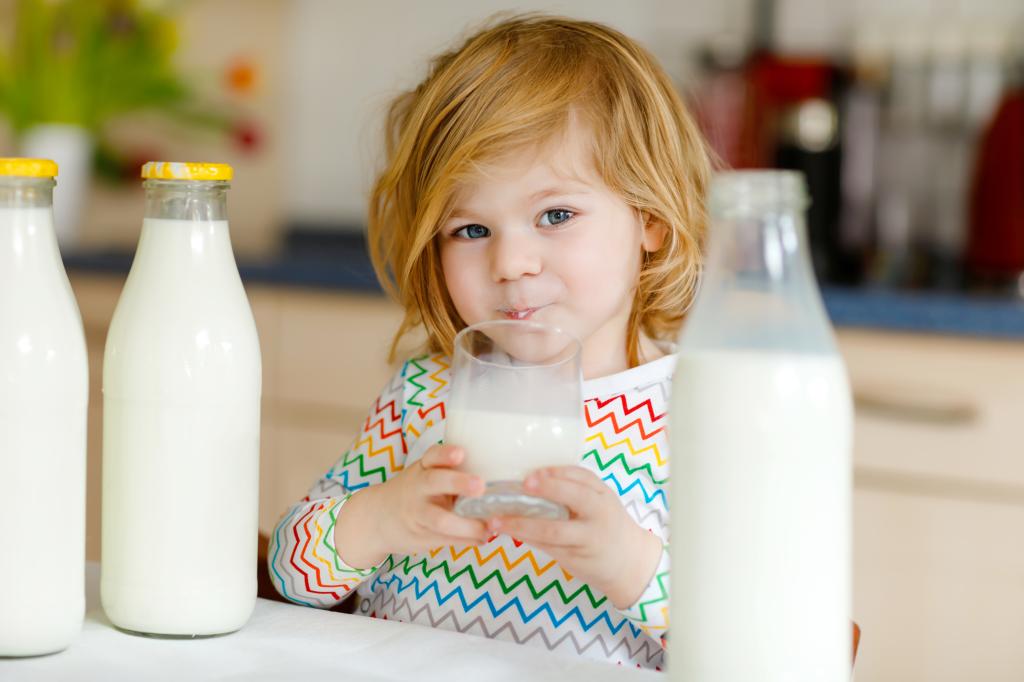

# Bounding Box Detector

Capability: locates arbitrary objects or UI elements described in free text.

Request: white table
[1,564,658,681]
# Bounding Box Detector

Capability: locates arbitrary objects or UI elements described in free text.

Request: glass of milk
[448,320,582,521]
[668,171,853,681]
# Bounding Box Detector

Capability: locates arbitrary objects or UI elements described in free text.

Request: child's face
[438,117,665,377]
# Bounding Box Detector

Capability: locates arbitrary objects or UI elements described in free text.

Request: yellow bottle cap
[141,161,233,181]
[0,158,59,178]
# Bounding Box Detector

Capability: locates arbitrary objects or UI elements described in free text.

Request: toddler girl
[268,14,711,669]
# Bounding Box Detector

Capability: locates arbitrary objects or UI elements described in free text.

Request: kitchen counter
[63,238,382,293]
[820,286,1024,340]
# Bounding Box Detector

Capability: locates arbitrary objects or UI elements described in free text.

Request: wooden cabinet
[249,287,409,533]
[838,329,1024,682]
[275,290,404,413]
[70,274,123,565]
[840,329,1024,489]
[851,489,1024,681]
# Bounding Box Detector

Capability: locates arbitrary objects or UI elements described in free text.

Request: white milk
[445,409,581,482]
[0,206,88,656]
[101,217,261,636]
[669,350,852,681]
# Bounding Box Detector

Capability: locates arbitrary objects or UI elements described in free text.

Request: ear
[641,214,669,253]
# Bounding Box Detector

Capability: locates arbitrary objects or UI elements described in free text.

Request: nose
[490,229,542,283]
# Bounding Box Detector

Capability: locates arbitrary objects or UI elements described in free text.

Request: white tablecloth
[1,564,659,681]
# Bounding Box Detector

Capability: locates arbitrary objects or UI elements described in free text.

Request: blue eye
[539,209,574,227]
[454,224,490,239]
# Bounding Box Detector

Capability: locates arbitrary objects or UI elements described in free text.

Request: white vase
[19,124,94,250]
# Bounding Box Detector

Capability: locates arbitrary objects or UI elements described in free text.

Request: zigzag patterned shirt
[268,352,673,669]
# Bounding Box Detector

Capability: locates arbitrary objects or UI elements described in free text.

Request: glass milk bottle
[0,159,88,656]
[101,162,261,636]
[668,171,852,681]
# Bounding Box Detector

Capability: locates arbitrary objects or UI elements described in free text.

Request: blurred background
[2,1,1023,681]
[1,0,1022,294]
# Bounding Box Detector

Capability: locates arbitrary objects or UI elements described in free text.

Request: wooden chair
[256,532,861,663]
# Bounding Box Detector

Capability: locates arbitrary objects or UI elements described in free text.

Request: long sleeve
[267,367,408,608]
[620,543,670,636]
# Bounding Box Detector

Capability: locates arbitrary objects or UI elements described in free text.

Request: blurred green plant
[0,0,252,180]
[0,0,197,133]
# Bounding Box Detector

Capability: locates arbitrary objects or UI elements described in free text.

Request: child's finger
[522,472,601,516]
[488,516,586,549]
[420,444,464,469]
[422,467,484,497]
[423,505,490,543]
[532,465,609,495]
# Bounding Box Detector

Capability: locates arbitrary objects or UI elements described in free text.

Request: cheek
[559,223,642,300]
[440,247,485,320]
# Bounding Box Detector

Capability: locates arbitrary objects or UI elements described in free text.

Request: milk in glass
[445,410,580,482]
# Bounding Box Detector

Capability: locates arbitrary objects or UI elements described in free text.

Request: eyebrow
[528,183,591,202]
[448,184,592,222]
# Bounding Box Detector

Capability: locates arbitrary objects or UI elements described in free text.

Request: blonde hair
[368,13,711,366]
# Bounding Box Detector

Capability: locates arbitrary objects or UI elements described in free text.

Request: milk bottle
[668,171,853,680]
[101,162,261,636]
[0,158,88,656]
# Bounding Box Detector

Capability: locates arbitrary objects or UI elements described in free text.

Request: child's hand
[343,445,490,566]
[487,466,663,610]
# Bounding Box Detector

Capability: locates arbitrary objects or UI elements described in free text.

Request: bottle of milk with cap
[101,161,261,637]
[668,171,853,680]
[0,158,88,656]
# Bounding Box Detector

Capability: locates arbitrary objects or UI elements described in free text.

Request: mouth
[498,305,546,321]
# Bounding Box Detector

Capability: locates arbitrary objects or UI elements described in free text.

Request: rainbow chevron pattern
[268,353,674,669]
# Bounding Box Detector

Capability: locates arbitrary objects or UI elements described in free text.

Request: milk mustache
[101,162,261,636]
[0,159,88,656]
[668,171,853,681]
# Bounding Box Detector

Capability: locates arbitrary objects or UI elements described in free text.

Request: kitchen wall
[281,0,718,227]
[280,0,1024,231]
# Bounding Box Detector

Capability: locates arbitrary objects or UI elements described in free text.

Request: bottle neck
[0,178,61,275]
[143,179,228,221]
[0,177,55,209]
[133,180,237,278]
[704,207,816,292]
[682,172,835,355]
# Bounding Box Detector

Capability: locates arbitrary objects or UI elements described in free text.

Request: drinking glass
[447,320,583,520]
